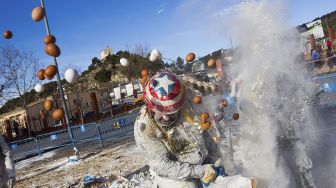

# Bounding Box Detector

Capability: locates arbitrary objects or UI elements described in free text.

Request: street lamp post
[40,0,74,144]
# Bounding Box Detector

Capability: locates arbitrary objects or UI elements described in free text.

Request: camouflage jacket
[134,98,221,180]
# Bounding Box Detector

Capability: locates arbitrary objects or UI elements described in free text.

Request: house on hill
[100,46,113,60]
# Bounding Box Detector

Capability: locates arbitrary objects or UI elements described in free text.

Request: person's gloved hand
[214,159,227,176]
[201,164,217,185]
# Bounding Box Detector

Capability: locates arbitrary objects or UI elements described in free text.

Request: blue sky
[0,0,335,73]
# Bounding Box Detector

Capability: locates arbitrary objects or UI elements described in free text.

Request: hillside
[0,50,163,114]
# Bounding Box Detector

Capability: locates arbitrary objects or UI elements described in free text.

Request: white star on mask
[154,75,175,97]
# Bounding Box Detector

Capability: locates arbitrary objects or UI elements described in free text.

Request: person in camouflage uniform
[134,71,254,188]
[250,73,316,188]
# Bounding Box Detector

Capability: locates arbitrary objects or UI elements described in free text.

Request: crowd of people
[311,38,336,61]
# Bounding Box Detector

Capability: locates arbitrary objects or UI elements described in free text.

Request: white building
[100,47,113,60]
[110,81,143,105]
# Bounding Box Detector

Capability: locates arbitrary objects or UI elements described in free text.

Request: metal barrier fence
[98,111,138,141]
[71,123,100,142]
[9,137,40,160]
[9,109,140,160]
[36,129,72,152]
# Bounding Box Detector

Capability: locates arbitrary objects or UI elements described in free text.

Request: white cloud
[213,5,237,17]
[157,8,165,14]
[157,3,166,14]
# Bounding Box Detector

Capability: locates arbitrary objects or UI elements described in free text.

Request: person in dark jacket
[11,120,19,138]
[0,135,15,188]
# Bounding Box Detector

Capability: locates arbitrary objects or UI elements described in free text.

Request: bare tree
[0,44,40,136]
[0,79,12,106]
[128,42,151,57]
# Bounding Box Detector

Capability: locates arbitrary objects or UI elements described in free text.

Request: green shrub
[94,68,112,82]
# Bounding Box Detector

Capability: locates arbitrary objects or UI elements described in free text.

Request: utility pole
[40,0,74,144]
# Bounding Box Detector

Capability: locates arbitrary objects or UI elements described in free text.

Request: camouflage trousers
[278,139,316,188]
